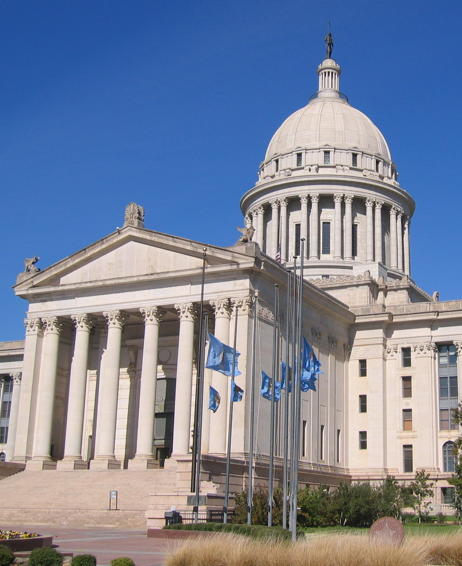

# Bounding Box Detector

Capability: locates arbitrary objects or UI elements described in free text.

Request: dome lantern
[317,58,341,99]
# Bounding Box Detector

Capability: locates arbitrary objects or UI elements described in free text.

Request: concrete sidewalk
[3,525,182,566]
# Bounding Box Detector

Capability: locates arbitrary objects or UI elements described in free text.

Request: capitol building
[0,41,460,528]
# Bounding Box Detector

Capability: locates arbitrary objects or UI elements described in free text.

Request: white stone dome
[265,97,392,163]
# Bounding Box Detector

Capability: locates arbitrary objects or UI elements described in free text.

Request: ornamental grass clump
[110,558,135,566]
[29,547,63,566]
[71,555,97,566]
[420,533,462,565]
[0,545,14,566]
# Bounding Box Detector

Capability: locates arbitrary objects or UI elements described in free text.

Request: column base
[89,458,122,470]
[56,459,89,471]
[26,459,57,471]
[128,458,159,470]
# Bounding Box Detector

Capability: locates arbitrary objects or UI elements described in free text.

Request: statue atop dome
[325,27,333,59]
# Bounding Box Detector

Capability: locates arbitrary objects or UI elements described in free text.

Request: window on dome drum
[337,429,341,463]
[320,424,325,460]
[359,359,367,377]
[375,159,380,173]
[294,223,301,256]
[403,445,413,472]
[442,487,455,504]
[443,442,456,472]
[296,153,302,167]
[322,222,330,254]
[302,420,307,457]
[359,395,367,413]
[352,153,358,167]
[402,376,412,398]
[275,159,279,173]
[403,409,412,431]
[402,347,412,367]
[352,224,358,257]
[324,151,330,165]
[359,431,367,450]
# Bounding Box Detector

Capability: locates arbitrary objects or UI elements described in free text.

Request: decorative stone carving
[305,165,318,173]
[237,225,255,243]
[383,345,398,360]
[432,291,439,302]
[328,336,338,350]
[123,202,145,228]
[9,372,22,384]
[300,195,308,204]
[311,327,322,344]
[257,304,274,322]
[24,256,40,273]
[24,318,42,334]
[343,344,352,360]
[311,194,319,204]
[375,200,384,209]
[279,198,288,207]
[390,206,398,216]
[71,313,95,332]
[140,306,164,325]
[256,206,265,215]
[42,317,63,335]
[365,198,375,208]
[335,165,350,173]
[284,169,292,176]
[210,299,231,318]
[309,272,376,286]
[454,342,462,356]
[244,215,252,228]
[344,195,354,205]
[231,296,252,315]
[175,303,197,322]
[270,199,279,209]
[413,342,437,356]
[103,310,128,329]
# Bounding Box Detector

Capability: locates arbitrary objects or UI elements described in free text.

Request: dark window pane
[352,153,358,167]
[359,431,367,450]
[402,348,411,367]
[402,376,412,398]
[296,153,302,167]
[359,395,367,413]
[450,376,458,399]
[322,222,330,254]
[295,223,301,256]
[359,359,367,377]
[443,443,455,473]
[352,224,358,257]
[324,151,330,165]
[403,409,412,431]
[403,445,413,472]
[440,409,449,430]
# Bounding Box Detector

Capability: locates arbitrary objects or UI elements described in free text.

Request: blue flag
[205,333,241,377]
[301,338,322,392]
[209,386,221,413]
[231,380,244,402]
[260,371,281,401]
[281,361,292,392]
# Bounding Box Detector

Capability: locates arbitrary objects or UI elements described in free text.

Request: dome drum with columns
[241,52,415,283]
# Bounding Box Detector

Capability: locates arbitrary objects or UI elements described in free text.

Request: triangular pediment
[14,226,257,292]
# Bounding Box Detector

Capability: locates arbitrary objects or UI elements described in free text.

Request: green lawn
[301,523,462,537]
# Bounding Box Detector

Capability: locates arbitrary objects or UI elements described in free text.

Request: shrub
[0,546,14,566]
[233,485,284,526]
[71,555,97,566]
[110,559,135,566]
[29,547,63,566]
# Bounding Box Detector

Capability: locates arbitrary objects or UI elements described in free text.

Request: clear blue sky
[1,0,462,342]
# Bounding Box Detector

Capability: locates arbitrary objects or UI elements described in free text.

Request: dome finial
[324,23,333,59]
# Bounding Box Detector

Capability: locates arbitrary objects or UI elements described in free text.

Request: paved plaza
[4,525,181,566]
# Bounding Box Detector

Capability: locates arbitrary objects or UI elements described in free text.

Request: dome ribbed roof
[265,97,392,163]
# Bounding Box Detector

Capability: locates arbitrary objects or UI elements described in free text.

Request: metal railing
[309,91,349,102]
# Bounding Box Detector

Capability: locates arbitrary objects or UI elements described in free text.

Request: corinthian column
[374,200,383,263]
[5,373,21,462]
[344,195,353,260]
[270,200,279,258]
[60,314,94,469]
[279,198,288,263]
[92,310,127,468]
[300,195,309,260]
[397,212,403,271]
[208,299,231,454]
[256,206,265,249]
[365,198,374,262]
[310,194,320,260]
[390,206,398,269]
[31,317,62,467]
[333,194,343,259]
[130,306,163,468]
[172,303,196,456]
[404,218,411,275]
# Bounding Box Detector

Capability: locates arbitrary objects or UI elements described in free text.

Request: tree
[409,470,434,523]
[448,404,462,521]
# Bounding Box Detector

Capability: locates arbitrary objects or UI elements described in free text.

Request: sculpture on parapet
[24,256,40,273]
[124,202,145,228]
[325,29,333,59]
[236,225,255,244]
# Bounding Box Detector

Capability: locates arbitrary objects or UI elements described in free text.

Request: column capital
[140,306,164,325]
[299,194,308,204]
[405,217,411,227]
[365,198,375,208]
[279,197,288,207]
[334,193,343,203]
[270,199,279,209]
[210,299,231,318]
[344,195,354,205]
[244,215,252,228]
[42,316,63,335]
[231,296,252,315]
[175,303,197,322]
[71,313,95,332]
[256,206,265,215]
[251,209,258,219]
[103,310,128,330]
[9,372,22,385]
[310,194,319,204]
[24,317,42,335]
[375,199,384,209]
[390,205,398,216]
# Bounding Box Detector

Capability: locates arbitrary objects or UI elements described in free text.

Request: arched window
[443,441,455,472]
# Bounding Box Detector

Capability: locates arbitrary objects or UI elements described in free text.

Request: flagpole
[223,304,239,524]
[191,248,207,522]
[268,284,279,527]
[247,293,258,526]
[291,238,304,541]
[289,256,298,533]
[282,270,291,529]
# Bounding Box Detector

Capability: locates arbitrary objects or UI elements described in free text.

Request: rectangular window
[440,408,458,430]
[337,429,341,463]
[324,151,330,165]
[440,376,458,400]
[352,153,358,167]
[1,401,10,419]
[403,445,413,472]
[439,344,457,367]
[322,222,331,254]
[402,347,411,367]
[352,224,358,257]
[402,376,412,398]
[296,153,302,167]
[442,487,455,504]
[0,427,7,444]
[359,359,367,377]
[320,424,325,460]
[302,420,307,457]
[294,223,301,257]
[375,159,380,173]
[359,395,367,413]
[403,409,412,431]
[359,431,367,450]
[275,159,279,173]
